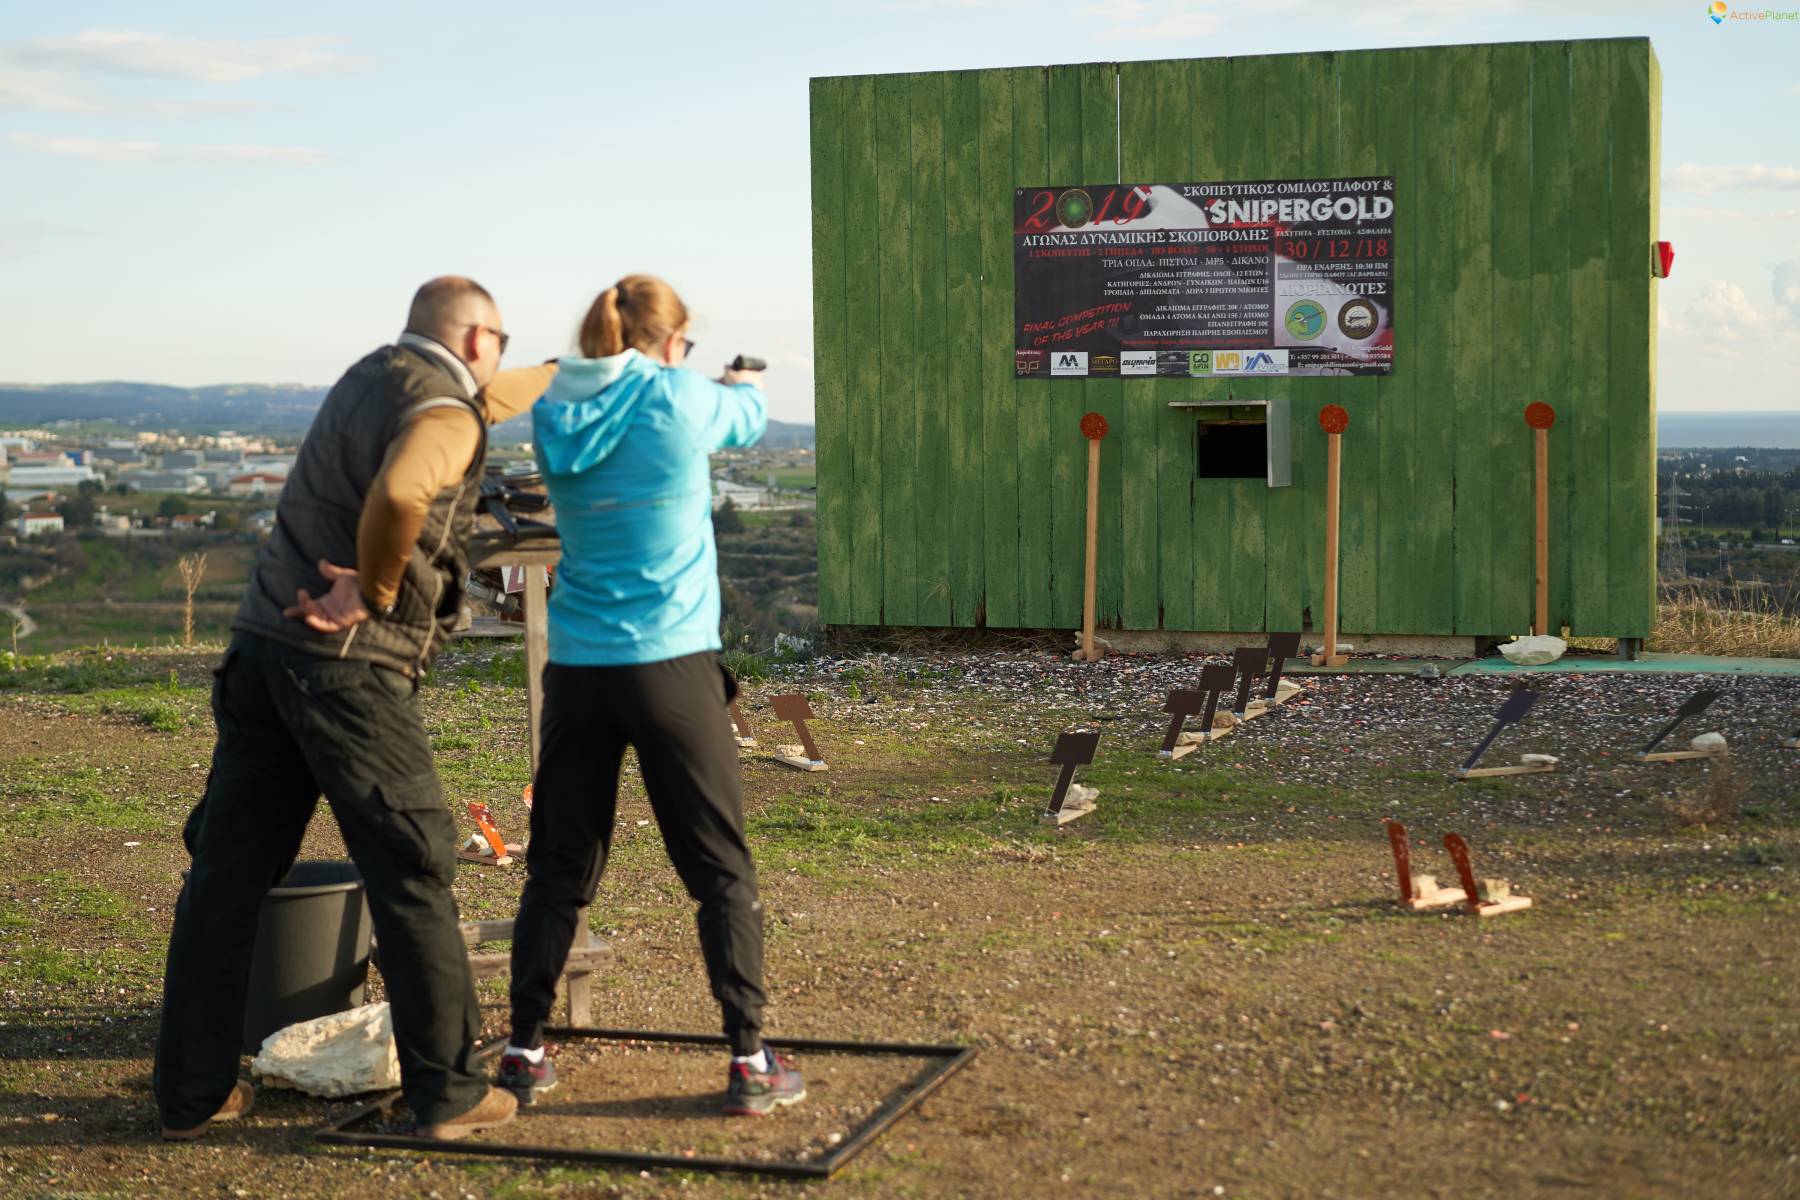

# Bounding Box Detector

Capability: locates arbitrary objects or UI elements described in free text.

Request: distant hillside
[0,382,327,433]
[0,380,815,449]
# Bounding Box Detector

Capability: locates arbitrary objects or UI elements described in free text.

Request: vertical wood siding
[811,39,1659,638]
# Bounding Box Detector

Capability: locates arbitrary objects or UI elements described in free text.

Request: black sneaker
[723,1050,805,1117]
[497,1051,557,1104]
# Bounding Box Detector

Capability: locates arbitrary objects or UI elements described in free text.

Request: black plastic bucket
[241,860,373,1053]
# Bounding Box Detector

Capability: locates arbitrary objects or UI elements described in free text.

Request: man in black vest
[154,277,541,1140]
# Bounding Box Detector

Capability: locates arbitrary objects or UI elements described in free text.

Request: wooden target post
[1525,403,1556,636]
[1311,405,1349,668]
[1072,412,1109,663]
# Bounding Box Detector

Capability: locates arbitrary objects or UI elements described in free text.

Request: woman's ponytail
[577,275,688,359]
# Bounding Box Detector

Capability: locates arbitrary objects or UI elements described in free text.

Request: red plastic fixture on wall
[1653,241,1675,278]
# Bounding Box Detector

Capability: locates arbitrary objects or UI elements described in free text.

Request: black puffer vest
[232,341,487,677]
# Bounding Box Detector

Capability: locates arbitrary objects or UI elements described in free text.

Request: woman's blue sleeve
[678,372,767,452]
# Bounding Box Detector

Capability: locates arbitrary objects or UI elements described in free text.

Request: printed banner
[1014,177,1395,378]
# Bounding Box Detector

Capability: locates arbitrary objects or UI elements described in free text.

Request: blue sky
[1,0,1795,422]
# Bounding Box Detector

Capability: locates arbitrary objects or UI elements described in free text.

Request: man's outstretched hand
[283,559,372,633]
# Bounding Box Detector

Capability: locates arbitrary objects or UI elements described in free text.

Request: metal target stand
[314,1029,977,1179]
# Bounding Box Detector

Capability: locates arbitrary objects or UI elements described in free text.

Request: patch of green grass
[1677,891,1792,918]
[0,651,186,694]
[722,649,769,681]
[55,683,207,731]
[433,731,477,752]
[438,648,528,689]
[3,765,159,836]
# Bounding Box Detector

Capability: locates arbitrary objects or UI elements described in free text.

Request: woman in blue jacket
[500,275,803,1117]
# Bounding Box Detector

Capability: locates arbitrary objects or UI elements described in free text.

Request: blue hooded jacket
[531,350,766,666]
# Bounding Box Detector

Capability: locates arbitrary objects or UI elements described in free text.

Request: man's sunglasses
[464,323,510,354]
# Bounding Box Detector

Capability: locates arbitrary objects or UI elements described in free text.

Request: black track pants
[153,633,485,1129]
[508,653,766,1055]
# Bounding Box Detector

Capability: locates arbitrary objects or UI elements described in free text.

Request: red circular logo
[1318,405,1349,435]
[1080,411,1109,440]
[1524,402,1556,430]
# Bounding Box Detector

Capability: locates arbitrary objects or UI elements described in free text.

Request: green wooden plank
[1489,43,1534,635]
[1567,41,1612,636]
[1224,54,1269,633]
[1644,46,1663,633]
[875,72,916,626]
[1372,49,1418,636]
[1258,52,1320,636]
[943,70,985,628]
[910,72,951,626]
[1410,47,1459,635]
[1014,67,1054,629]
[1529,42,1574,634]
[809,77,852,625]
[1042,65,1083,631]
[1076,62,1137,631]
[978,69,1020,629]
[1448,43,1494,637]
[1607,40,1655,637]
[1120,57,1191,632]
[1181,56,1232,633]
[842,74,883,625]
[1335,50,1383,637]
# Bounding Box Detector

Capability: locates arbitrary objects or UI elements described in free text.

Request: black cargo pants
[153,632,485,1129]
[508,653,767,1055]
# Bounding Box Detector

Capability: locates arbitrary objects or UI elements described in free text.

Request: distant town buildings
[14,511,64,539]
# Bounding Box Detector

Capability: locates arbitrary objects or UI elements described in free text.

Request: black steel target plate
[313,1027,977,1180]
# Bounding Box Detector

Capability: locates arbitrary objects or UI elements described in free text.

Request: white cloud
[1664,278,1800,372]
[14,30,363,84]
[1081,0,1223,39]
[1664,164,1800,194]
[1775,261,1800,310]
[9,132,326,167]
[1663,205,1800,223]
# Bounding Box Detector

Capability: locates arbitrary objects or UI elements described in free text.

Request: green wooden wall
[810,39,1660,638]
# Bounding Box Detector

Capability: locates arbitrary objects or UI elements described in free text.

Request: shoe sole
[161,1087,254,1139]
[502,1079,558,1106]
[418,1113,516,1141]
[723,1087,806,1117]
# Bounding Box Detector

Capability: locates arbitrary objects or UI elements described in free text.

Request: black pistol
[729,355,767,371]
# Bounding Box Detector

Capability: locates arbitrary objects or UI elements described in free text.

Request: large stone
[251,1003,400,1098]
[1689,731,1728,752]
[1499,635,1567,666]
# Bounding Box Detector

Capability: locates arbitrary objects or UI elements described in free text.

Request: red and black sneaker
[497,1052,558,1105]
[723,1050,805,1116]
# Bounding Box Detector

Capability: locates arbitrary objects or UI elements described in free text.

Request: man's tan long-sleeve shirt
[356,341,558,609]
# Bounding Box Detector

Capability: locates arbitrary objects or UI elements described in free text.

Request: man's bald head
[405,276,506,386]
[407,276,498,342]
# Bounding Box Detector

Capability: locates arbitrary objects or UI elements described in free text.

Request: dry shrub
[1649,592,1800,659]
[1666,753,1743,827]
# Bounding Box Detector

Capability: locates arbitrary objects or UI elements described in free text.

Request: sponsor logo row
[1016,349,1291,377]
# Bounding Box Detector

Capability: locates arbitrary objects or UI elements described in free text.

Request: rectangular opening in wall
[1170,396,1291,487]
[1196,411,1267,479]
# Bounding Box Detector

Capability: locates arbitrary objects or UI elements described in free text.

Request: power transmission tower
[1659,477,1687,582]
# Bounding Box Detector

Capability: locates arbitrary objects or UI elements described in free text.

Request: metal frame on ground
[313,1027,977,1180]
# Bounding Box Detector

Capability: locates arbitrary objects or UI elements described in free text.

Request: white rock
[1499,635,1567,666]
[1520,753,1560,766]
[251,1003,400,1098]
[1689,731,1728,752]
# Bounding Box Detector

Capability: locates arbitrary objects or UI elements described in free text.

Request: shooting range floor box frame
[809,39,1662,647]
[314,1028,977,1180]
